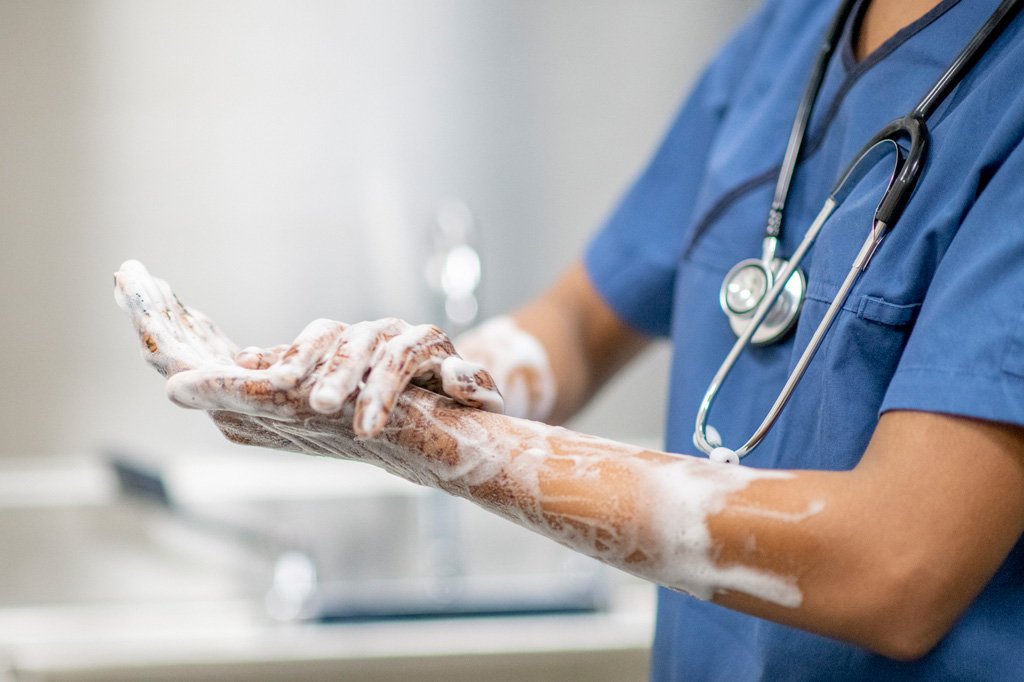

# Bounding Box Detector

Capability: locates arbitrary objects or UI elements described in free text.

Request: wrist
[455,316,557,422]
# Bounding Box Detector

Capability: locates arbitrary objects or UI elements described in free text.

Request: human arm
[709,410,1024,660]
[115,262,1024,661]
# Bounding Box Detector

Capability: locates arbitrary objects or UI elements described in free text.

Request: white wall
[0,0,756,457]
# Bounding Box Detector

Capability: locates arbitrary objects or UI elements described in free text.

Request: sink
[108,447,609,621]
[0,453,652,681]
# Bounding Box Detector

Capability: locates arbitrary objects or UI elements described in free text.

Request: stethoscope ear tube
[868,116,927,228]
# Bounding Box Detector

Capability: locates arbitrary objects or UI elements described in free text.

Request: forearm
[389,396,830,605]
[260,386,802,603]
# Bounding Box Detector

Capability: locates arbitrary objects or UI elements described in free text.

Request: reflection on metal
[425,200,481,333]
[265,551,318,622]
[104,449,607,623]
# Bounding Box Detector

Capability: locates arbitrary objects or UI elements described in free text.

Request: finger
[166,366,301,420]
[235,344,290,369]
[308,318,405,415]
[269,319,346,387]
[149,275,225,361]
[353,324,456,437]
[439,356,504,413]
[152,276,238,361]
[114,261,205,376]
[114,260,238,370]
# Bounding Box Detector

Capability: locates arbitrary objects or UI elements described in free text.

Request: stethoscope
[694,0,1024,464]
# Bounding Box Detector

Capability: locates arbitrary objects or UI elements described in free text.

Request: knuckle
[309,317,342,332]
[409,324,454,351]
[372,316,405,332]
[474,369,497,391]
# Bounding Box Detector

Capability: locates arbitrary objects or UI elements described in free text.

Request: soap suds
[456,316,556,421]
[728,499,826,524]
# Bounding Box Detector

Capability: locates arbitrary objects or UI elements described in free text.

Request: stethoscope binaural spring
[695,0,1024,464]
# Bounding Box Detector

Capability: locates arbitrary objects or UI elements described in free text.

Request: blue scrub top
[584,0,1024,679]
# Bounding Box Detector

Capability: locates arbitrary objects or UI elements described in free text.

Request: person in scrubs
[115,0,1024,679]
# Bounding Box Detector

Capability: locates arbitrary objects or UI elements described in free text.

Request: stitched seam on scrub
[891,366,1016,381]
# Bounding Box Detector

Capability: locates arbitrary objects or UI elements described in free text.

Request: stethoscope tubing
[695,0,1024,461]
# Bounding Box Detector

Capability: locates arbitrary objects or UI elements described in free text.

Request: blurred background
[0,0,755,679]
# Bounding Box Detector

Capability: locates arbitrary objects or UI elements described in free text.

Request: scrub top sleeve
[583,1,779,338]
[882,135,1024,429]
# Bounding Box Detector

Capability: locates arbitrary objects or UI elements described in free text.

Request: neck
[854,0,945,61]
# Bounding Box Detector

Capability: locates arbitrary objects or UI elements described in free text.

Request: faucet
[423,199,482,586]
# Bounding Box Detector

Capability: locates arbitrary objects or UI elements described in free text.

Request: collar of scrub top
[694,0,1024,465]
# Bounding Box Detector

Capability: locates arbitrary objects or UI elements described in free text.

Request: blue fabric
[583,0,1024,679]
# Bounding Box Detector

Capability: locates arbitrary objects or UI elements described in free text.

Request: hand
[114,261,503,443]
[114,260,310,452]
[113,259,238,377]
[223,317,504,437]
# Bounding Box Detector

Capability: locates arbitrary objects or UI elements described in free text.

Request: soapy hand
[113,260,308,451]
[233,317,504,438]
[114,260,503,441]
[113,260,239,378]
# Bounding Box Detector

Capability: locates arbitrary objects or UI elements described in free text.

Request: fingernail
[235,347,262,369]
[268,365,303,388]
[471,369,505,412]
[478,388,504,414]
[165,375,207,410]
[310,386,341,414]
[356,401,383,437]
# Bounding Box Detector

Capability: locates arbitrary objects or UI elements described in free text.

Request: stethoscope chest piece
[720,256,806,345]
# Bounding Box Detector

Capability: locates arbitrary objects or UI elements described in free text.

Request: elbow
[868,623,943,663]
[850,554,961,661]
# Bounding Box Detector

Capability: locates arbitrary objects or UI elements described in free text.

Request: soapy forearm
[387,396,813,607]
[165,363,814,607]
